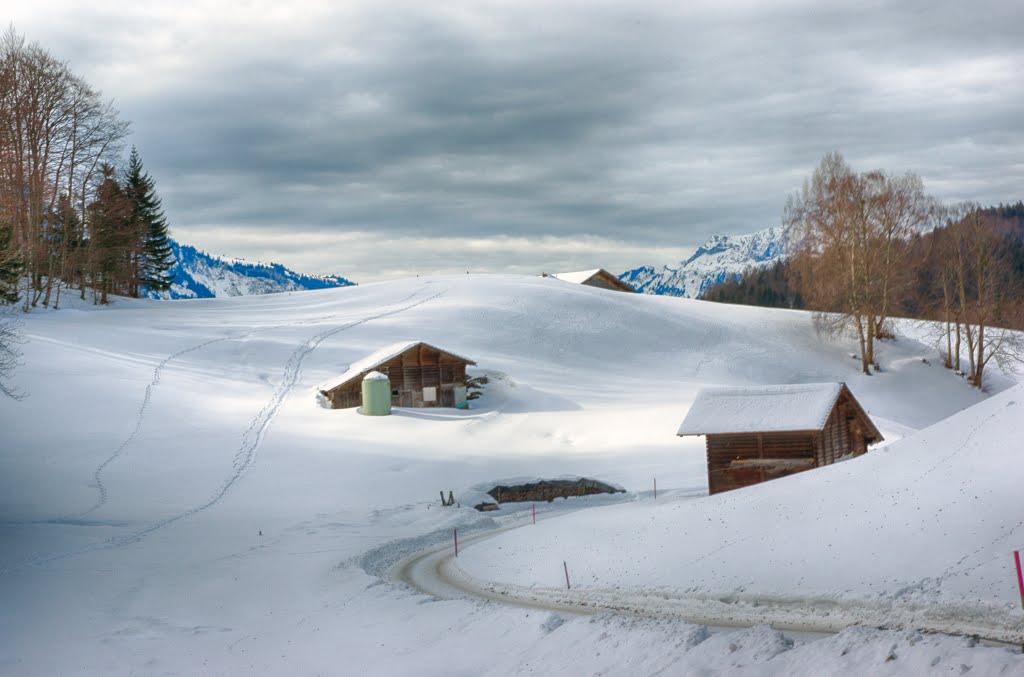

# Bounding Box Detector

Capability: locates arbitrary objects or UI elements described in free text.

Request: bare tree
[786,152,931,374]
[924,215,963,371]
[0,26,128,309]
[950,205,1021,387]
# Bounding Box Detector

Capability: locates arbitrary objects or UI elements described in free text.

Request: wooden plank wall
[324,346,470,409]
[703,391,877,494]
[586,271,633,292]
[815,394,865,463]
[706,431,817,495]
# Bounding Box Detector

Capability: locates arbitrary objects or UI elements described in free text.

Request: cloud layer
[11,1,1024,281]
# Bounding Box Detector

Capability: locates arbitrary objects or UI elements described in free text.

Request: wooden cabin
[318,341,476,410]
[544,269,636,293]
[677,383,883,495]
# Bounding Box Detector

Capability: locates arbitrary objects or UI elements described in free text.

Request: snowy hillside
[458,382,1024,641]
[1,275,1020,675]
[621,225,790,297]
[147,239,355,299]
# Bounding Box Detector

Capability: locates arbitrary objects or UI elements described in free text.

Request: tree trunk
[855,314,869,374]
[953,320,961,372]
[973,323,985,388]
[964,323,976,382]
[865,314,876,370]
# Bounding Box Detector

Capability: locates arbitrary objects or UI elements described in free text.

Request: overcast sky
[10,1,1024,282]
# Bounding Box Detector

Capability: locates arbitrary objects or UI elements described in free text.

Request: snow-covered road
[391,503,1024,647]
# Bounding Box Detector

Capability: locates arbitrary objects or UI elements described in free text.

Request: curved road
[391,515,836,636]
[391,511,1022,647]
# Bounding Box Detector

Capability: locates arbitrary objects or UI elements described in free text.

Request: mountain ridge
[619,225,791,297]
[147,239,356,299]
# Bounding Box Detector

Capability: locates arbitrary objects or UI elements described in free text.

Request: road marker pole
[564,561,571,590]
[654,477,657,499]
[1014,550,1023,609]
[532,503,536,525]
[454,528,458,557]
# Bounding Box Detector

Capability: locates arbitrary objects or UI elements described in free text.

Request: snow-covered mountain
[148,239,356,299]
[620,225,791,298]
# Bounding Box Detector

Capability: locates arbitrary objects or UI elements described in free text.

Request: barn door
[440,387,454,407]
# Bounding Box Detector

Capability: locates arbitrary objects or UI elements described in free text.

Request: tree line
[0,27,174,311]
[703,152,1024,388]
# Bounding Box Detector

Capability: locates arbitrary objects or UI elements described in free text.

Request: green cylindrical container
[360,371,392,416]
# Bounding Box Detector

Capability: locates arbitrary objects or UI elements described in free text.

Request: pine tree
[88,165,136,304]
[124,147,175,295]
[0,222,23,305]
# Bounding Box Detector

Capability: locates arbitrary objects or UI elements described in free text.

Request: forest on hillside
[704,153,1024,388]
[0,28,174,312]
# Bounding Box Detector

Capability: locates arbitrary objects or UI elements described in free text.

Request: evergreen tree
[88,165,136,304]
[124,147,175,295]
[0,222,23,305]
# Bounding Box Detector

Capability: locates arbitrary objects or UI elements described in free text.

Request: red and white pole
[564,561,571,590]
[454,528,459,557]
[1014,550,1023,609]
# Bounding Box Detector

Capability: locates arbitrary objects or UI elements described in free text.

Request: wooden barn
[544,269,636,293]
[677,383,883,495]
[318,341,476,410]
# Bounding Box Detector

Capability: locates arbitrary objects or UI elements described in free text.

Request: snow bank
[458,383,1024,641]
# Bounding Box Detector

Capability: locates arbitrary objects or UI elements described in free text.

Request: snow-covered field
[1,275,1021,675]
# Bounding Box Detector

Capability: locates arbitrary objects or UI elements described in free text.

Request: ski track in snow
[69,289,436,520]
[1,286,445,575]
[72,334,247,518]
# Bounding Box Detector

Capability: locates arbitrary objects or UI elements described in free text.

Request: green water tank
[360,371,392,416]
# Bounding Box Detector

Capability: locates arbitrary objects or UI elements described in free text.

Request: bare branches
[786,152,932,375]
[0,26,130,309]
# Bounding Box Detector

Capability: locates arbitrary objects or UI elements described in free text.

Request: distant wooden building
[318,341,476,410]
[677,383,883,495]
[544,269,636,293]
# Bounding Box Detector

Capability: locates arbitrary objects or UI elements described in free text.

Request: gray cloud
[9,1,1024,281]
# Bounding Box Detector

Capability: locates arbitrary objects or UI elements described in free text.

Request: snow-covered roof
[550,269,603,284]
[677,383,847,435]
[317,341,476,393]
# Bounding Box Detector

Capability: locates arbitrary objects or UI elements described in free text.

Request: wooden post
[1014,550,1023,609]
[563,561,570,590]
[454,528,458,557]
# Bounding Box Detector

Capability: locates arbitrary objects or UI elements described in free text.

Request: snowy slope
[147,239,355,299]
[458,383,1024,641]
[0,275,1020,675]
[621,225,790,297]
